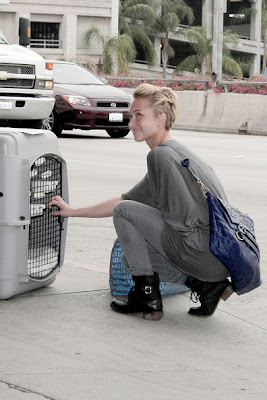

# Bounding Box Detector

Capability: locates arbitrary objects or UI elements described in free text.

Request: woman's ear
[157,113,167,126]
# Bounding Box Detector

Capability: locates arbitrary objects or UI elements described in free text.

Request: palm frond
[84,26,103,47]
[118,34,137,62]
[117,34,136,74]
[175,55,199,73]
[173,2,194,25]
[103,48,114,75]
[161,12,179,31]
[130,26,156,64]
[167,44,175,59]
[123,4,156,25]
[185,26,212,56]
[222,56,243,79]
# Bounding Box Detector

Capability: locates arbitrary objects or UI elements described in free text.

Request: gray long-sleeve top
[122,139,228,277]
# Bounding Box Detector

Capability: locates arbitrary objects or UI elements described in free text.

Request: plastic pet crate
[0,128,68,299]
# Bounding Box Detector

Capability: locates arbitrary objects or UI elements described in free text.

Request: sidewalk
[0,260,266,400]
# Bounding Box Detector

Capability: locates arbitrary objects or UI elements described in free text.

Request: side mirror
[19,17,31,46]
[101,78,108,84]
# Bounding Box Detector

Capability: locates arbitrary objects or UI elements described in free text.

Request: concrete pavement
[0,255,266,400]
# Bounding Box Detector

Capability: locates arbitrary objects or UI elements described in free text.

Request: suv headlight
[63,95,91,106]
[35,80,54,89]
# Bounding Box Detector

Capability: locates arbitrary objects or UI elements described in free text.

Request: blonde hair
[133,83,179,130]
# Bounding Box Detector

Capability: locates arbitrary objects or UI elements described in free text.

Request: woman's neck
[147,131,172,149]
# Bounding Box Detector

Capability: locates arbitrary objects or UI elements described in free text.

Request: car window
[0,29,8,44]
[53,63,104,85]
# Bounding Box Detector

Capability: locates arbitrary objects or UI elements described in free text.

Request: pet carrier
[0,128,68,299]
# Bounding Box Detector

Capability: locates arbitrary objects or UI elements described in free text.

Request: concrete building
[0,0,264,77]
[0,0,119,66]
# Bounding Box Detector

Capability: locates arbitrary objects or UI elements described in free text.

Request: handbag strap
[166,146,210,195]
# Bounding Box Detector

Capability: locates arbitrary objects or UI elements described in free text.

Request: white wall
[0,0,116,60]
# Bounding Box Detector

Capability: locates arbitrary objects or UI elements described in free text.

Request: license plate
[0,101,12,110]
[109,112,123,122]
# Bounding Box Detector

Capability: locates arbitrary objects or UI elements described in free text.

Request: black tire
[52,123,62,137]
[27,119,43,129]
[106,129,129,138]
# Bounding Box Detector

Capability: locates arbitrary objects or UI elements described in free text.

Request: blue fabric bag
[109,239,189,297]
[207,192,261,295]
[167,147,262,295]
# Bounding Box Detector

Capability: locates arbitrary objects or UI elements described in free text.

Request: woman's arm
[49,195,123,218]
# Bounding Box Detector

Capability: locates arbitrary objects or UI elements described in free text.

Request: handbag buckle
[144,286,152,294]
[236,225,246,241]
[197,180,209,194]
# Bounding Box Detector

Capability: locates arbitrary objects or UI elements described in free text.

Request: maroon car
[42,61,132,138]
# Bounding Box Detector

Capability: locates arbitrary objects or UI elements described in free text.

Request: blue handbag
[168,148,262,295]
[206,192,261,294]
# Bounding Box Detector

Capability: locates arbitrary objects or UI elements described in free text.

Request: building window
[30,22,60,48]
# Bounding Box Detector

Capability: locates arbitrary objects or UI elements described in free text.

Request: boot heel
[143,310,163,321]
[221,285,234,301]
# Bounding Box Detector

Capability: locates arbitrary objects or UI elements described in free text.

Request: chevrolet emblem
[0,71,9,80]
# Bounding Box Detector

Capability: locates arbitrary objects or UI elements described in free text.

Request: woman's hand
[49,195,123,218]
[49,195,73,217]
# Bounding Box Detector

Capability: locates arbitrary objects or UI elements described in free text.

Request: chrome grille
[0,79,34,88]
[28,156,62,280]
[0,63,35,74]
[0,63,35,89]
[97,101,129,108]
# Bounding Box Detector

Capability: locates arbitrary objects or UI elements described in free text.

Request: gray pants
[112,200,186,284]
[113,200,229,283]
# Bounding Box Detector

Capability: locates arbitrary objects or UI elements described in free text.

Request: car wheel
[41,112,54,130]
[42,112,62,137]
[106,129,129,138]
[52,122,62,137]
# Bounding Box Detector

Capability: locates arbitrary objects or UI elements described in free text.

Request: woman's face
[129,97,166,148]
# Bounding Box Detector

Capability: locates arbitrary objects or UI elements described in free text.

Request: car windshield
[53,63,104,85]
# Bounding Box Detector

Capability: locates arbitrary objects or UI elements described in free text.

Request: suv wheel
[41,112,54,130]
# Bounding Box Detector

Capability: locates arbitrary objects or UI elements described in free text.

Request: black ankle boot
[110,272,163,321]
[185,276,233,317]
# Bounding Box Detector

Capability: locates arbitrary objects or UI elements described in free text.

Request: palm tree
[175,25,212,76]
[153,0,194,78]
[119,0,157,65]
[226,1,267,74]
[175,26,243,79]
[222,29,243,79]
[84,26,136,75]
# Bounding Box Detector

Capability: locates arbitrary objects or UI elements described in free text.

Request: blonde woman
[50,83,232,321]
